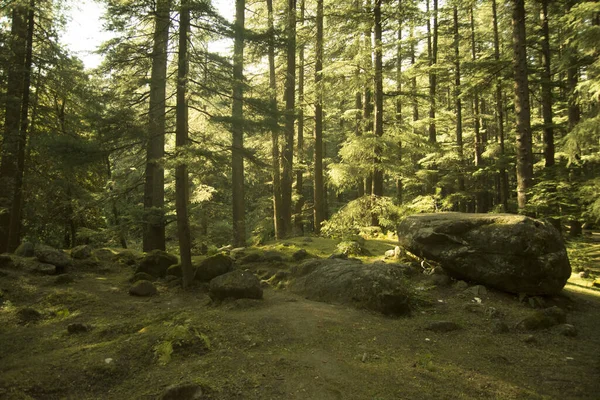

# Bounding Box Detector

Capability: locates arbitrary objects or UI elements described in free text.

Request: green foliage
[153,320,210,365]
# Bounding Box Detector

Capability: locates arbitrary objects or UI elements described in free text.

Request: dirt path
[1,257,600,399]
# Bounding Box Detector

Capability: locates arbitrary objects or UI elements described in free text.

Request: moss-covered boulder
[14,242,35,257]
[195,253,234,282]
[397,213,571,295]
[209,270,263,301]
[516,306,567,331]
[129,280,158,296]
[34,244,72,274]
[135,250,178,278]
[71,245,92,259]
[167,263,182,277]
[289,259,413,316]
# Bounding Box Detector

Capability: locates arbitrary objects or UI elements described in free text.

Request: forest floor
[0,235,599,400]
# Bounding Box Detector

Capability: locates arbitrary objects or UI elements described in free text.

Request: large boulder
[71,245,92,259]
[14,242,35,257]
[209,270,263,301]
[34,244,72,273]
[396,213,571,295]
[134,250,178,278]
[289,259,413,316]
[195,254,234,282]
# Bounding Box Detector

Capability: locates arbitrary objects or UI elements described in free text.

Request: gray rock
[130,272,155,282]
[291,259,322,277]
[55,274,75,284]
[430,274,451,287]
[129,280,158,296]
[555,323,577,337]
[67,323,91,334]
[289,259,413,316]
[523,334,537,344]
[71,245,92,259]
[491,321,509,334]
[31,262,57,275]
[455,280,469,290]
[135,250,178,278]
[34,245,72,273]
[384,249,396,258]
[578,270,590,279]
[115,249,144,266]
[336,241,369,256]
[161,383,203,400]
[195,253,234,282]
[425,321,461,332]
[209,270,263,301]
[397,213,571,295]
[292,249,309,261]
[466,285,487,296]
[14,242,35,257]
[167,264,182,277]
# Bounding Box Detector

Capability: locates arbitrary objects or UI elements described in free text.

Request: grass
[0,235,599,399]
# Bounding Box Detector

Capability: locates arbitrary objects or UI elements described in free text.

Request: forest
[1,0,600,398]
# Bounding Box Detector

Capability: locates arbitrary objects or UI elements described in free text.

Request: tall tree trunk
[8,0,34,251]
[512,0,533,211]
[267,0,283,239]
[281,0,296,237]
[176,0,193,287]
[427,0,438,143]
[314,0,325,234]
[540,0,554,168]
[396,0,403,204]
[492,0,508,211]
[294,0,305,235]
[566,0,580,133]
[372,0,384,209]
[0,4,27,253]
[143,0,170,251]
[453,6,465,201]
[410,24,418,124]
[363,0,374,195]
[231,0,246,247]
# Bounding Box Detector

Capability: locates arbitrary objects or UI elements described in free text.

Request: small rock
[67,323,90,334]
[485,307,501,319]
[523,335,537,344]
[229,247,246,259]
[578,270,589,279]
[384,249,396,258]
[209,270,263,301]
[302,237,313,243]
[463,303,484,313]
[17,307,42,323]
[491,321,509,334]
[430,274,450,287]
[516,306,566,331]
[555,323,577,337]
[542,306,567,324]
[292,249,309,261]
[160,383,203,400]
[55,274,75,284]
[130,272,155,282]
[455,280,469,290]
[466,285,487,296]
[129,280,158,297]
[71,245,92,259]
[425,321,461,333]
[14,242,35,257]
[167,264,182,277]
[394,246,402,258]
[135,250,178,278]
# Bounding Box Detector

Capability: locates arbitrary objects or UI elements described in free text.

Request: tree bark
[232,0,246,247]
[453,6,465,200]
[512,0,533,211]
[176,0,193,287]
[363,0,374,196]
[396,0,403,204]
[294,0,305,235]
[267,0,283,239]
[281,0,296,237]
[0,4,27,253]
[427,0,438,143]
[143,0,170,251]
[313,0,325,234]
[540,0,554,168]
[492,0,509,211]
[372,0,384,207]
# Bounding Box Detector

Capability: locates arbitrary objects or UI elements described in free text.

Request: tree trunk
[540,0,554,168]
[492,0,509,211]
[363,0,374,196]
[372,0,384,211]
[512,0,533,211]
[313,0,325,234]
[453,6,465,202]
[267,0,283,239]
[294,0,305,235]
[281,0,296,237]
[231,0,246,247]
[143,0,170,251]
[0,4,27,253]
[427,0,438,143]
[396,0,403,204]
[7,0,34,251]
[410,24,418,124]
[176,0,193,288]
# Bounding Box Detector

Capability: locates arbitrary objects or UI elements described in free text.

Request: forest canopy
[1,0,599,264]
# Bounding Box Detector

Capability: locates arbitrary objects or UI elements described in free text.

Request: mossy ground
[1,235,599,399]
